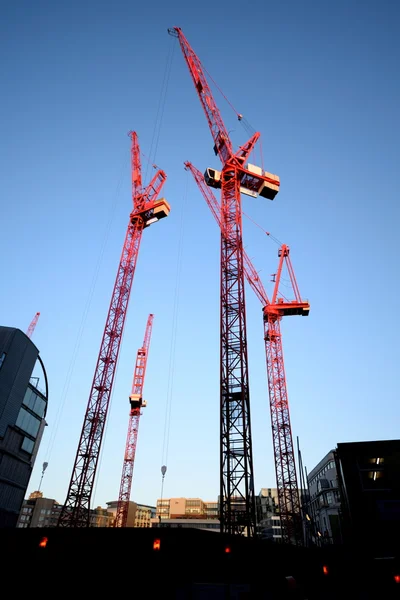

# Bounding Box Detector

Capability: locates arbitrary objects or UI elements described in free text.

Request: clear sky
[1,0,399,509]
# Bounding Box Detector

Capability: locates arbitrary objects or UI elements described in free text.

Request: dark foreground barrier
[2,527,400,598]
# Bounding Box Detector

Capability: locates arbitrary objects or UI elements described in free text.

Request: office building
[305,439,400,553]
[153,497,220,531]
[0,326,48,527]
[256,488,308,542]
[18,491,114,527]
[17,491,61,528]
[106,500,156,527]
[156,497,218,521]
[306,450,342,544]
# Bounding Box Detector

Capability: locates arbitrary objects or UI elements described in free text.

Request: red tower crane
[26,312,40,339]
[114,313,154,528]
[169,27,280,537]
[58,133,170,527]
[185,161,309,544]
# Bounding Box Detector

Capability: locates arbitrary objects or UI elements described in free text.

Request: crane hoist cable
[43,156,129,467]
[144,35,175,186]
[160,170,188,476]
[242,210,282,246]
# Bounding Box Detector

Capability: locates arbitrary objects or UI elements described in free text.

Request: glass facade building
[0,326,48,527]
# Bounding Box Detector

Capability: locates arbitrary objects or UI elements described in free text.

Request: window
[361,470,387,490]
[23,389,46,418]
[0,352,5,370]
[22,437,35,454]
[369,457,384,465]
[15,407,40,437]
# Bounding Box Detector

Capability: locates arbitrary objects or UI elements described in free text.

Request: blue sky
[1,0,399,509]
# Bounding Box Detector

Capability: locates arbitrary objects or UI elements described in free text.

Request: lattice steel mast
[114,314,154,528]
[58,133,169,527]
[170,27,280,536]
[185,161,308,544]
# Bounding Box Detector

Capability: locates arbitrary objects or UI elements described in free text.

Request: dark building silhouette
[0,326,48,527]
[335,439,400,556]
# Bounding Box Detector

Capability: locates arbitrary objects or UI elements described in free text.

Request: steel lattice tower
[58,133,169,527]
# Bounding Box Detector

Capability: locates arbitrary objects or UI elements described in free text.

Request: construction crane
[114,313,154,528]
[185,161,309,544]
[58,133,170,527]
[169,27,280,537]
[26,312,40,339]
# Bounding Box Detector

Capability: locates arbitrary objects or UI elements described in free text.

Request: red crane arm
[270,244,307,308]
[232,132,260,166]
[131,313,154,397]
[26,312,40,339]
[185,161,269,306]
[130,131,142,198]
[58,133,167,528]
[130,130,167,214]
[169,27,234,163]
[114,314,154,528]
[142,169,167,208]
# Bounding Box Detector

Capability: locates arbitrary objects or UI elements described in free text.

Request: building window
[22,437,35,454]
[23,388,46,418]
[0,352,6,370]
[15,407,41,437]
[361,470,387,490]
[369,457,384,465]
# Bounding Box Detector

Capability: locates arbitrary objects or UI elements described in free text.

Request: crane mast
[171,26,274,536]
[185,161,309,544]
[114,314,154,528]
[58,133,169,527]
[264,245,309,544]
[26,312,40,339]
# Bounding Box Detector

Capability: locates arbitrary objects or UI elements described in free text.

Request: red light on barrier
[153,538,161,551]
[394,575,400,584]
[322,565,329,575]
[39,536,48,548]
[225,546,231,554]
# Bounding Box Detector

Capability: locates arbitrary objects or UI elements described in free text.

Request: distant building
[106,500,156,528]
[306,450,342,544]
[153,497,220,531]
[156,497,219,521]
[17,491,61,528]
[152,518,220,531]
[0,326,48,527]
[256,488,306,542]
[18,492,114,528]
